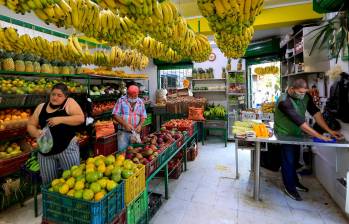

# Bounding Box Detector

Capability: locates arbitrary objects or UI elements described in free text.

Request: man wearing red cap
[113,85,147,150]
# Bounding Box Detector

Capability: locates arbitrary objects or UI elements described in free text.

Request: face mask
[128,98,137,103]
[291,91,306,100]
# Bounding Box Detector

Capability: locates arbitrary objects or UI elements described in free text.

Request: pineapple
[41,59,52,73]
[15,54,25,72]
[24,54,34,72]
[75,63,83,74]
[52,61,60,74]
[2,52,15,71]
[69,65,75,74]
[222,67,227,79]
[226,58,232,71]
[33,59,41,73]
[61,62,70,74]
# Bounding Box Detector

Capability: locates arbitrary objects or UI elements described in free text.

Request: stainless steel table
[234,135,349,201]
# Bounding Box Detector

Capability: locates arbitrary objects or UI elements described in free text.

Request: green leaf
[309,26,330,55]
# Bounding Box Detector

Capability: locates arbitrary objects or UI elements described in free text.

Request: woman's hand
[47,117,63,127]
[34,129,43,138]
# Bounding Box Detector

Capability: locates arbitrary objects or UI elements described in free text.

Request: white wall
[194,46,246,78]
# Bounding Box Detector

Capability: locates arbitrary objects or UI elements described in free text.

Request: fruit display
[1,0,210,63]
[0,141,23,159]
[228,72,245,83]
[192,68,214,79]
[0,78,85,95]
[163,119,194,131]
[91,101,116,116]
[254,66,279,75]
[229,83,245,93]
[125,145,160,166]
[0,25,149,70]
[0,109,31,130]
[261,102,275,113]
[198,0,264,58]
[204,104,227,120]
[232,120,259,137]
[253,123,270,138]
[48,154,141,201]
[89,85,120,97]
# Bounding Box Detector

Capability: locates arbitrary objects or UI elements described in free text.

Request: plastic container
[0,94,26,108]
[0,141,32,177]
[42,181,125,224]
[148,192,162,219]
[126,190,148,224]
[0,127,27,141]
[94,133,117,156]
[111,208,126,224]
[125,164,145,206]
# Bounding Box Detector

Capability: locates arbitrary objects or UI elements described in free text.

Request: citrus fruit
[106,180,117,192]
[70,165,79,171]
[94,158,105,167]
[104,165,114,176]
[86,171,99,183]
[82,189,94,201]
[116,154,125,162]
[74,180,85,190]
[111,166,122,175]
[123,160,133,170]
[97,164,106,173]
[111,173,121,183]
[76,175,85,182]
[59,183,70,195]
[74,189,83,199]
[51,179,61,187]
[66,177,75,189]
[62,170,71,179]
[105,155,115,165]
[71,168,83,178]
[94,191,105,201]
[67,189,75,197]
[86,158,95,164]
[90,182,102,193]
[97,178,108,189]
[114,160,123,167]
[121,169,133,179]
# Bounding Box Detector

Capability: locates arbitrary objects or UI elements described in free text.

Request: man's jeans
[117,131,131,151]
[281,144,301,192]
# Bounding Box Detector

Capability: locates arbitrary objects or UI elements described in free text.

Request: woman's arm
[46,98,85,127]
[27,103,44,138]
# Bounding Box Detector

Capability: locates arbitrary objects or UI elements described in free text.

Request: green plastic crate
[143,114,152,127]
[127,190,148,224]
[42,181,125,224]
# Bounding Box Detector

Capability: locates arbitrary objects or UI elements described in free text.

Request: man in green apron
[274,79,343,201]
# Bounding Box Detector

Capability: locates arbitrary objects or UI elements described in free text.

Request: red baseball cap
[127,85,139,97]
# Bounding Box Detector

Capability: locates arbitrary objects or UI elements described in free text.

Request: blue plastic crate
[42,181,125,224]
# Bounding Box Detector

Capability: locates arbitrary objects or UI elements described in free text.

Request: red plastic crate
[94,133,117,156]
[111,208,126,224]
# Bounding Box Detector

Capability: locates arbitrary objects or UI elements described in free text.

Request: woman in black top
[27,83,85,184]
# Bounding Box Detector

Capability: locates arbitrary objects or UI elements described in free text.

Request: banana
[153,2,163,21]
[57,0,71,13]
[119,17,128,32]
[33,0,43,8]
[161,2,169,24]
[4,27,19,42]
[167,1,178,20]
[103,0,117,9]
[43,5,55,18]
[244,0,251,21]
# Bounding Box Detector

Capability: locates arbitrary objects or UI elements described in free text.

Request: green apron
[274,93,309,137]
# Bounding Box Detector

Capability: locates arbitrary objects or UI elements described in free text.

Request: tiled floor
[0,138,348,224]
[149,138,349,224]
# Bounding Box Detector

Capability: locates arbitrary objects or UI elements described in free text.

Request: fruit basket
[126,190,148,224]
[0,94,26,108]
[124,164,145,206]
[0,140,32,177]
[94,133,117,156]
[42,181,125,224]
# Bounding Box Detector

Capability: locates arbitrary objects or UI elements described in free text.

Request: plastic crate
[148,192,162,219]
[126,190,148,224]
[0,141,32,177]
[169,161,182,179]
[111,208,126,224]
[94,133,117,156]
[42,181,125,224]
[125,164,146,206]
[0,94,26,107]
[175,135,185,148]
[0,127,27,141]
[24,94,47,107]
[145,157,158,178]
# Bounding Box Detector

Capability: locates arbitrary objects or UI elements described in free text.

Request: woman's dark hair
[51,83,69,96]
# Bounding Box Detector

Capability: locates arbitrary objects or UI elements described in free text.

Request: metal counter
[234,135,349,201]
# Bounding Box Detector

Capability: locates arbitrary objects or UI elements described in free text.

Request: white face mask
[128,98,137,103]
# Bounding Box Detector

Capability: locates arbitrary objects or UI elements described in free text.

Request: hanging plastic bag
[130,130,142,144]
[37,126,54,154]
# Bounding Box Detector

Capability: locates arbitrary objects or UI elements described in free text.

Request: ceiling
[173,0,311,18]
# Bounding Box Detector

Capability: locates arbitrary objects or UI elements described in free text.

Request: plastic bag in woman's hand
[130,131,142,144]
[37,126,53,154]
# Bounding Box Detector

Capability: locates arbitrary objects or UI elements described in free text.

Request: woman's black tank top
[38,100,76,156]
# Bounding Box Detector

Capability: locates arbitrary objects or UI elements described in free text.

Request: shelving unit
[227,71,247,140]
[280,26,329,91]
[192,78,227,108]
